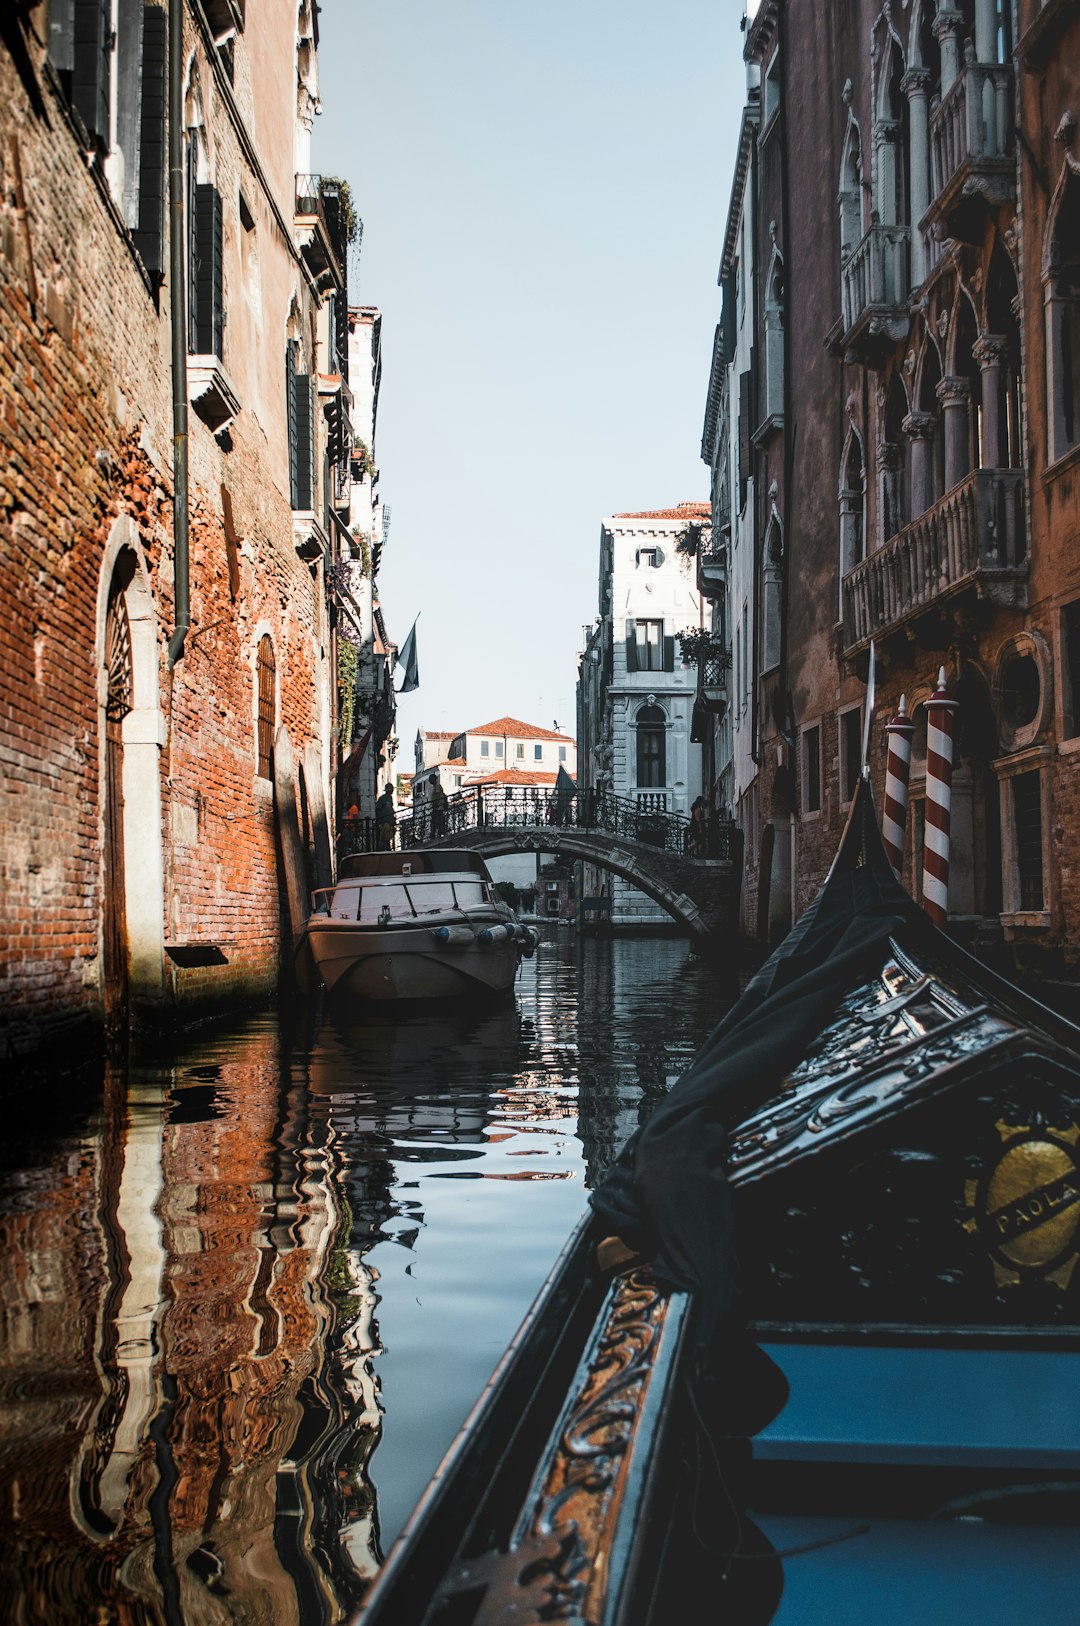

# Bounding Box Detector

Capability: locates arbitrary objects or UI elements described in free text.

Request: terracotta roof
[464,768,559,787]
[466,717,574,742]
[611,502,711,521]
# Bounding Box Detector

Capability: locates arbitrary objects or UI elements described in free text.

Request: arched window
[761,502,783,671]
[1044,164,1080,465]
[636,705,666,788]
[880,370,910,541]
[256,635,276,780]
[764,233,785,421]
[839,426,866,587]
[839,91,864,261]
[872,18,908,229]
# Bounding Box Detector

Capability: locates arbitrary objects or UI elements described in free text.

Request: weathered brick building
[700,0,1080,990]
[0,1,374,1056]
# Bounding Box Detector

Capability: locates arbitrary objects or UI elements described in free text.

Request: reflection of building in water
[0,1022,385,1621]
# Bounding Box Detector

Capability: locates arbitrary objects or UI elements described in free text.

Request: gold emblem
[964,1119,1080,1289]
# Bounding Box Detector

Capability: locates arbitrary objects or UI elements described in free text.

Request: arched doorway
[97,520,166,1038]
[103,559,135,1038]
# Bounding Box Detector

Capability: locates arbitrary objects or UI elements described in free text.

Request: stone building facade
[0,2,373,1057]
[700,0,1080,989]
[577,505,707,929]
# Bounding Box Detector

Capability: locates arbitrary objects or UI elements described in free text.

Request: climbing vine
[337,638,359,744]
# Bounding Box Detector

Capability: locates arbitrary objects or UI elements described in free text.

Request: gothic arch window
[839,89,864,260]
[839,424,866,587]
[871,13,908,229]
[764,232,785,421]
[954,291,982,472]
[1043,160,1080,464]
[256,635,276,780]
[880,370,910,541]
[635,704,666,789]
[761,500,783,671]
[916,335,945,503]
[983,240,1023,470]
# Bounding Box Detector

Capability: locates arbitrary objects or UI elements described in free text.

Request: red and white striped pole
[883,695,915,878]
[921,667,959,929]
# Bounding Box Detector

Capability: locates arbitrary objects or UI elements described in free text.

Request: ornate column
[874,120,901,228]
[972,334,1007,469]
[933,8,963,97]
[903,68,933,282]
[903,411,937,517]
[975,0,996,64]
[877,440,903,545]
[937,376,971,491]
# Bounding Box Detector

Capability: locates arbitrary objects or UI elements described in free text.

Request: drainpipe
[167,0,190,667]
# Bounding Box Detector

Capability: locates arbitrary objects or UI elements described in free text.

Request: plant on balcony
[320,176,361,244]
[676,626,726,666]
[675,521,705,558]
[349,527,372,575]
[351,438,375,481]
[337,638,359,745]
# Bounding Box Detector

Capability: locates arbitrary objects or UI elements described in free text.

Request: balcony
[841,469,1026,655]
[839,222,911,366]
[294,174,347,284]
[697,638,730,712]
[926,59,1014,234]
[696,530,728,599]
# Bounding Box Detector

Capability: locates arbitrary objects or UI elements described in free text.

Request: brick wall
[0,9,334,1058]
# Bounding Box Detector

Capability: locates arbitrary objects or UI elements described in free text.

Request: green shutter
[132,4,166,280]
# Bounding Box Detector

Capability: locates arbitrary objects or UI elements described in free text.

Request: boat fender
[516,926,539,957]
[478,924,513,946]
[432,924,476,947]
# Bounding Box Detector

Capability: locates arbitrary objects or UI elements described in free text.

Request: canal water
[0,930,731,1624]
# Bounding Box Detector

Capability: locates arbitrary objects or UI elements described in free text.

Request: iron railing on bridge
[339,785,736,862]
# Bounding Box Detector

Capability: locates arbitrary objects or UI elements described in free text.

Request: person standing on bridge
[375,784,396,850]
[430,776,447,838]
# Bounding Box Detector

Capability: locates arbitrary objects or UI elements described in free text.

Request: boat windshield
[319,878,489,921]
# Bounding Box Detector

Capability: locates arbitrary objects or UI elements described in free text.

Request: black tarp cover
[591,777,932,1380]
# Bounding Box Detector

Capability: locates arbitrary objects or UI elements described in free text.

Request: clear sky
[312,0,747,757]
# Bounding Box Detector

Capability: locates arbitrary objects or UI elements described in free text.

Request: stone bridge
[383,786,743,946]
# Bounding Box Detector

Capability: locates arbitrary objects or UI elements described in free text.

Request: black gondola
[353,779,1080,1625]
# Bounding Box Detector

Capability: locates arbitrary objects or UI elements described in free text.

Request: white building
[578,506,707,929]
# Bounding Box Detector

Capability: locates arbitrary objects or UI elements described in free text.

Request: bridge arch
[405,824,736,945]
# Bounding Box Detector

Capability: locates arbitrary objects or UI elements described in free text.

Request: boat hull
[304,920,520,1003]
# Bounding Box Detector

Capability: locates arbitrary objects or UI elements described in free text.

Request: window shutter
[663,634,675,672]
[73,0,111,150]
[132,4,166,279]
[116,0,144,228]
[294,373,315,509]
[286,343,299,506]
[653,544,665,566]
[721,273,737,362]
[192,184,224,357]
[50,0,75,77]
[625,618,638,673]
[739,368,752,501]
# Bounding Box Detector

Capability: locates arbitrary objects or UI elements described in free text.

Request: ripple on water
[0,933,728,1621]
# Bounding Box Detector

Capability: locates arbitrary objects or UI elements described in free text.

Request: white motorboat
[302,849,539,1003]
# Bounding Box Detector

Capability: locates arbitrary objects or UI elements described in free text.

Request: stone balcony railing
[697,536,727,599]
[929,59,1014,217]
[840,222,911,362]
[841,468,1026,653]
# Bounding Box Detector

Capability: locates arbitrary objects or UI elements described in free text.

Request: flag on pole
[396,618,419,694]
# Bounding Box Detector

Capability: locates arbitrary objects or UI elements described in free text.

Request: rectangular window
[286,343,315,510]
[635,619,663,671]
[516,743,525,759]
[495,741,504,758]
[534,744,542,761]
[1064,599,1080,738]
[481,739,490,757]
[1012,771,1044,910]
[802,724,821,814]
[839,706,862,804]
[559,746,567,762]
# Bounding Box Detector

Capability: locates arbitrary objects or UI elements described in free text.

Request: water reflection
[0,932,725,1621]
